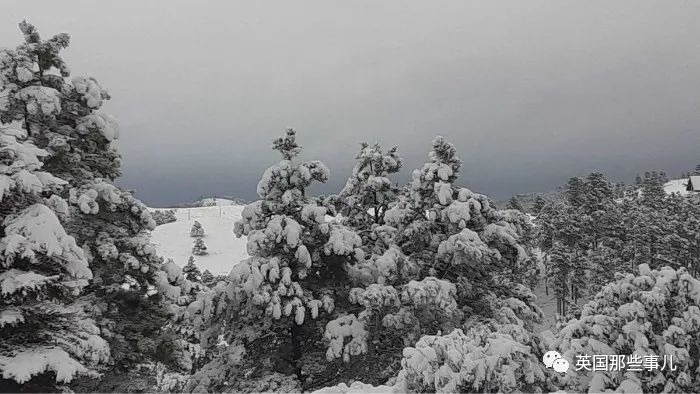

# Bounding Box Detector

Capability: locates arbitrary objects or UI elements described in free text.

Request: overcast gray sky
[2,1,699,206]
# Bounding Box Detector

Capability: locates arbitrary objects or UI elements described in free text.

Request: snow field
[150,202,249,274]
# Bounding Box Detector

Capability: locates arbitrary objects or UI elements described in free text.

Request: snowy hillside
[149,203,249,274]
[665,178,689,196]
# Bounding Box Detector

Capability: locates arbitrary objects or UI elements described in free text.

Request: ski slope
[149,199,249,274]
[664,178,689,196]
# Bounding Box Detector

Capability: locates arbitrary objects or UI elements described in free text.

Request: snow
[0,308,23,328]
[18,86,61,116]
[75,111,120,141]
[71,76,106,109]
[149,202,249,275]
[1,204,90,280]
[0,347,89,383]
[664,179,689,196]
[324,314,368,362]
[0,269,58,296]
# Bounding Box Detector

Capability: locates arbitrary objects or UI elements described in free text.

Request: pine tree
[182,256,201,282]
[506,196,524,212]
[0,123,110,390]
[192,238,208,256]
[327,137,542,385]
[200,269,215,287]
[0,22,178,389]
[640,170,666,208]
[581,172,615,250]
[191,129,364,391]
[190,220,204,238]
[335,142,402,241]
[613,181,627,199]
[323,319,546,393]
[152,209,176,226]
[564,176,586,207]
[548,264,700,393]
[532,195,547,214]
[382,136,539,313]
[536,191,586,311]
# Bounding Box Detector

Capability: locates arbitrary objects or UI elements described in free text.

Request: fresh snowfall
[2,21,700,394]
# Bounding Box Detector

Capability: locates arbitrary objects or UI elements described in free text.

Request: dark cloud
[2,1,699,206]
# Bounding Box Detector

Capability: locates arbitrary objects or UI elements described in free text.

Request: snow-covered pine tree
[190,220,204,238]
[538,172,621,309]
[190,129,364,391]
[581,172,616,250]
[506,196,524,212]
[335,142,402,247]
[613,181,628,199]
[564,176,587,208]
[200,269,215,287]
[183,256,202,282]
[547,264,700,393]
[0,22,177,390]
[319,271,548,392]
[149,259,230,392]
[548,242,575,315]
[318,137,542,387]
[532,195,547,214]
[640,170,667,209]
[383,137,540,315]
[152,209,176,226]
[536,197,586,311]
[0,124,109,389]
[192,237,208,256]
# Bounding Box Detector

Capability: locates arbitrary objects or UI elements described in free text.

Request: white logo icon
[543,350,570,373]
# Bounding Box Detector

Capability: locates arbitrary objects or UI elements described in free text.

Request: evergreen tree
[613,181,627,199]
[190,129,365,391]
[532,195,547,214]
[200,269,215,287]
[549,264,700,393]
[640,170,666,208]
[192,238,208,256]
[182,256,201,282]
[581,172,615,250]
[335,142,402,241]
[152,209,176,226]
[190,220,204,238]
[506,196,524,212]
[0,123,109,390]
[327,137,543,386]
[322,319,547,393]
[564,176,586,207]
[0,22,177,389]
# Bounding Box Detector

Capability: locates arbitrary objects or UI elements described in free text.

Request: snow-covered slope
[150,203,249,274]
[664,178,689,196]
